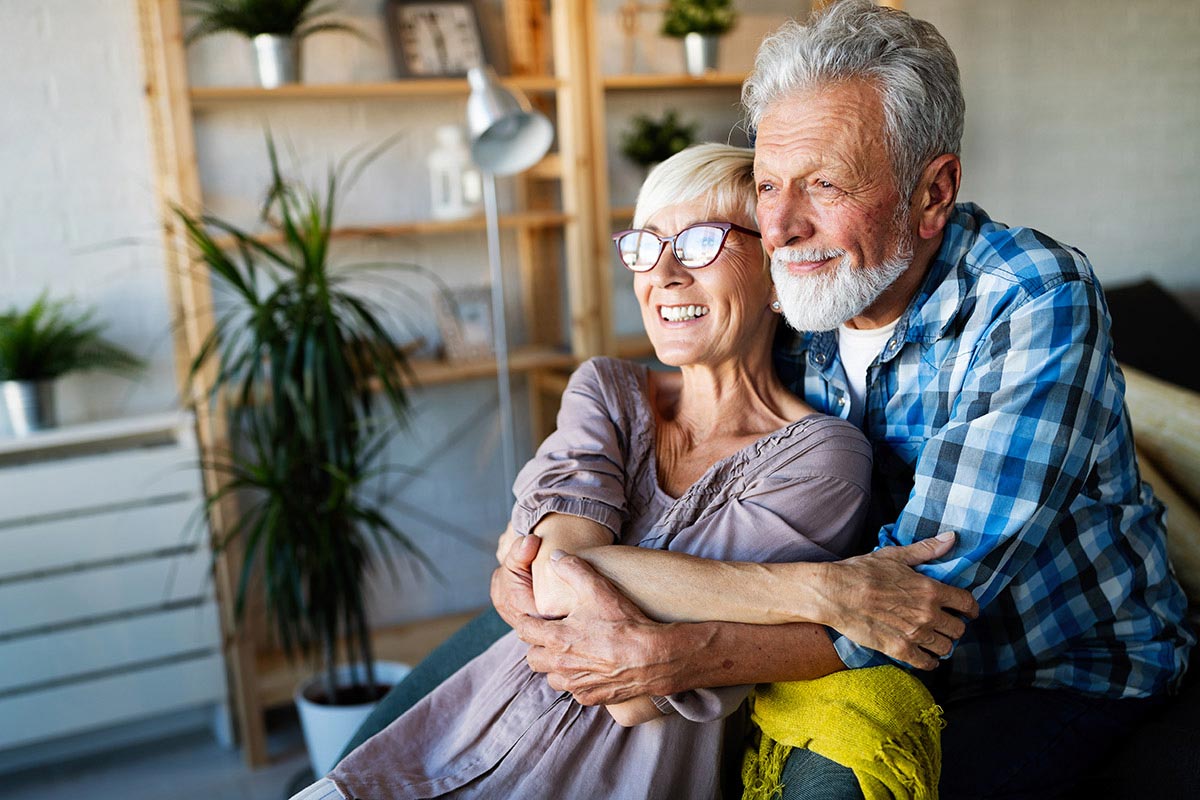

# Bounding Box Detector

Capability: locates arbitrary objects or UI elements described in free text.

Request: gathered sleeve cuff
[510,358,631,541]
[650,686,752,723]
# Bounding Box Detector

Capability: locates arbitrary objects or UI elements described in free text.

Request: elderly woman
[294,144,875,800]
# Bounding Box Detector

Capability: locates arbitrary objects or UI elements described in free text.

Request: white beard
[770,230,913,333]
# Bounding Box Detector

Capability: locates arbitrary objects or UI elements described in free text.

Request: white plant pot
[294,661,412,778]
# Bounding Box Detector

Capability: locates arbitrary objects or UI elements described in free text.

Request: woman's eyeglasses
[611,221,762,272]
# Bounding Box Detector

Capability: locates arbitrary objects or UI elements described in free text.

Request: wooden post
[133,0,268,767]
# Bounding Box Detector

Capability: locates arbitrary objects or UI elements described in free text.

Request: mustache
[771,247,847,266]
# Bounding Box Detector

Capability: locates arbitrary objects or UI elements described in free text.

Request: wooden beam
[134,0,267,767]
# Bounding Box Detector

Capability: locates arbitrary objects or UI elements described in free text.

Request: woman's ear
[913,154,962,241]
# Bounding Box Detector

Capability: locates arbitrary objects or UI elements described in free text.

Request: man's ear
[912,154,961,241]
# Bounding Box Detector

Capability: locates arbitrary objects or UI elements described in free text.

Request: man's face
[754,80,915,331]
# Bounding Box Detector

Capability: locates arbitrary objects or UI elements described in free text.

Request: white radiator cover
[0,413,227,754]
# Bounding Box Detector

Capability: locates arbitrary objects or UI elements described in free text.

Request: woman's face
[634,199,775,368]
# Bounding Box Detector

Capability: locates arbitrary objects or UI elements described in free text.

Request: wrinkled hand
[816,532,979,670]
[517,553,681,706]
[490,533,541,628]
[495,527,519,564]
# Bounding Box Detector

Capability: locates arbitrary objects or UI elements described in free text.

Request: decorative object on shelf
[384,0,487,78]
[183,0,361,88]
[0,294,143,438]
[175,136,425,776]
[427,124,483,221]
[619,110,698,170]
[465,64,554,497]
[661,0,738,76]
[435,285,494,360]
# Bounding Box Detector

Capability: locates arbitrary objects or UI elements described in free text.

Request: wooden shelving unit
[135,0,609,767]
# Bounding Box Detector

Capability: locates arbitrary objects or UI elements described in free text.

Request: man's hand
[490,533,541,627]
[813,531,979,670]
[517,553,688,706]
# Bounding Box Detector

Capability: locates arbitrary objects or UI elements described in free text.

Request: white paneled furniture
[0,413,227,764]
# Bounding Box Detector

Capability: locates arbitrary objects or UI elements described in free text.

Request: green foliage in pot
[0,294,143,382]
[178,137,426,704]
[184,0,359,43]
[661,0,738,38]
[619,110,699,169]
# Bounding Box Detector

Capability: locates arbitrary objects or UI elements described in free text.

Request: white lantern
[427,124,482,220]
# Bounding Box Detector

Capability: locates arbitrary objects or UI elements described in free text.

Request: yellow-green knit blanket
[742,666,945,800]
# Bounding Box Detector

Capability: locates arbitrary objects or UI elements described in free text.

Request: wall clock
[385,1,488,78]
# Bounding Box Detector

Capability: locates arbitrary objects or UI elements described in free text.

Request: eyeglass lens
[616,225,730,272]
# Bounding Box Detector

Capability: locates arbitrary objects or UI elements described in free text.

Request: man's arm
[492,532,974,704]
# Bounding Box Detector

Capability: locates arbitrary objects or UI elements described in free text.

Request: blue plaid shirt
[773,203,1193,700]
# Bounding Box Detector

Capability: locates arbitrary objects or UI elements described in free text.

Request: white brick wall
[1,0,180,424]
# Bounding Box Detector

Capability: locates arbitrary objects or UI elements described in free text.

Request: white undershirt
[837,318,900,426]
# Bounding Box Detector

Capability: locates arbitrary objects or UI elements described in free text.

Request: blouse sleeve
[510,359,630,541]
[651,686,751,723]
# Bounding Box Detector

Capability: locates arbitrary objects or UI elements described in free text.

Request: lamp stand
[482,172,517,500]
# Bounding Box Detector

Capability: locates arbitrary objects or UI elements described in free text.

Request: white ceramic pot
[294,661,412,778]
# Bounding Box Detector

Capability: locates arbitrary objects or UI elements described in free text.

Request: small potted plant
[661,0,738,76]
[184,0,361,88]
[0,295,143,437]
[178,136,434,777]
[619,110,699,171]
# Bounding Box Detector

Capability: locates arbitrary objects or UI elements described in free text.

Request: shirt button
[814,353,826,364]
[838,396,846,406]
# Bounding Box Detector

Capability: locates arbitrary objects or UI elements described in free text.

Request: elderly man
[483,1,1193,797]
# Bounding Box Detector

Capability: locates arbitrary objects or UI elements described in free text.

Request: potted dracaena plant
[177,137,434,777]
[184,0,361,88]
[661,0,738,76]
[0,294,143,437]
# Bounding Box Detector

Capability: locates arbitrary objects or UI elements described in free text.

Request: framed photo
[435,286,494,360]
[384,0,488,78]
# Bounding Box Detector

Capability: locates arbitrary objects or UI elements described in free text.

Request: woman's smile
[658,303,711,323]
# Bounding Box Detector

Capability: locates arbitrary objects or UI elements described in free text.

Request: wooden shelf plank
[255,610,482,709]
[404,345,577,388]
[602,72,748,91]
[209,210,572,250]
[191,76,562,105]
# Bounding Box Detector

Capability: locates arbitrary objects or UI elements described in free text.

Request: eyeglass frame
[611,221,762,273]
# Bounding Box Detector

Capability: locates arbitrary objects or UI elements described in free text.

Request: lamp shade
[465,66,553,175]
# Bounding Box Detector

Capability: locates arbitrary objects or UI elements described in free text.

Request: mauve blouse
[329,357,872,799]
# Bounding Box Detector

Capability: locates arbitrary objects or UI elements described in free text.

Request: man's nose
[761,192,816,251]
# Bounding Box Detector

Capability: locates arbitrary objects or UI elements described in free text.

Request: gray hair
[633,143,757,229]
[742,0,965,197]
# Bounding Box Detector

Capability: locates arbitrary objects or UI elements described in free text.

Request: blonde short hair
[632,143,757,230]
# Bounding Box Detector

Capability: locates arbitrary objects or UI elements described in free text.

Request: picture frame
[384,0,488,79]
[435,285,494,360]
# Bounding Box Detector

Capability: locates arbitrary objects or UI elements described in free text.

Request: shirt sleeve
[832,278,1119,668]
[510,359,628,541]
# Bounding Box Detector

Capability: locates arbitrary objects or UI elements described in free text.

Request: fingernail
[550,549,565,562]
[936,531,955,542]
